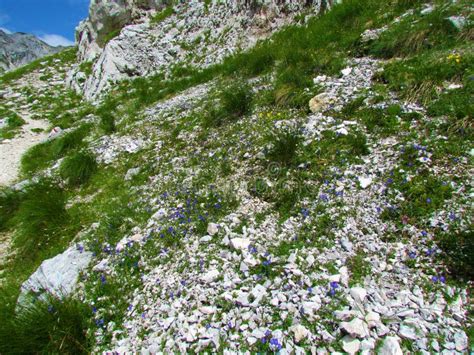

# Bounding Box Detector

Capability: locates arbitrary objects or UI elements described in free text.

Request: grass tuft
[12,180,69,259]
[59,152,97,186]
[0,290,92,354]
[202,80,253,127]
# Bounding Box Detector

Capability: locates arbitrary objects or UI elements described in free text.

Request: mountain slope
[0,0,472,353]
[0,30,62,72]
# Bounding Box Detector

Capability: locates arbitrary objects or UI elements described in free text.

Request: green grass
[379,47,473,104]
[11,180,69,259]
[357,107,400,136]
[0,290,92,354]
[369,1,472,59]
[382,172,453,222]
[59,152,98,186]
[202,80,254,128]
[0,187,21,232]
[266,128,303,166]
[0,111,25,139]
[150,5,174,25]
[21,124,91,176]
[437,230,474,281]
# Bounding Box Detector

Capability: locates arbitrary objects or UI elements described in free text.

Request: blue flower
[330,281,339,289]
[248,245,258,254]
[301,208,310,218]
[431,276,439,282]
[408,251,417,259]
[270,338,282,350]
[426,198,431,204]
[100,274,107,285]
[421,230,428,237]
[320,194,329,202]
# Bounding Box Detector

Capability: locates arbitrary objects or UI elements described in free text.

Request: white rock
[399,323,418,340]
[350,287,367,303]
[207,223,219,236]
[340,318,370,338]
[201,269,220,283]
[200,306,216,315]
[93,259,109,272]
[365,311,381,328]
[341,67,353,76]
[336,127,349,135]
[306,254,315,267]
[230,238,251,250]
[379,337,403,355]
[200,235,213,242]
[341,335,360,354]
[240,261,249,273]
[309,93,332,113]
[151,208,167,221]
[19,245,93,303]
[358,176,372,189]
[290,324,310,343]
[48,126,62,138]
[453,331,468,351]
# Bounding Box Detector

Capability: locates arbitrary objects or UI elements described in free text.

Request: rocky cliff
[0,30,62,72]
[70,0,338,100]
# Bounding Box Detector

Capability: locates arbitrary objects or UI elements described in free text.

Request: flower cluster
[447,53,461,64]
[328,281,339,296]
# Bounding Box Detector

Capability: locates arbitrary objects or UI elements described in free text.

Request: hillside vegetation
[0,0,472,353]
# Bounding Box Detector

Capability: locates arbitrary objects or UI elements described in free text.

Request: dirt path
[0,112,49,186]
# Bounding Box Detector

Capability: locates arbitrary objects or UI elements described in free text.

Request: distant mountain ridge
[0,30,64,72]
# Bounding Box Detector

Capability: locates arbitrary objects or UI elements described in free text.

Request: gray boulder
[18,245,93,304]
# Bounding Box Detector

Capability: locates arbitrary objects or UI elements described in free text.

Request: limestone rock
[309,93,332,113]
[19,245,93,303]
[290,324,310,343]
[379,337,403,355]
[341,335,360,354]
[340,318,370,338]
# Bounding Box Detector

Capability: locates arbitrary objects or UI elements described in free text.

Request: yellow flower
[456,58,461,63]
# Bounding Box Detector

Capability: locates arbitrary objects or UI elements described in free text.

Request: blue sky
[0,0,90,46]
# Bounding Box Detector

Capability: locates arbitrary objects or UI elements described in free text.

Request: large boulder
[18,245,93,304]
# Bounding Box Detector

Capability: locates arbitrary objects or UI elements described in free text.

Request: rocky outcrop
[0,30,62,72]
[70,0,339,100]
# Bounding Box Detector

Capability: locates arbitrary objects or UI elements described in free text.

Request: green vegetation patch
[59,151,98,187]
[21,124,91,176]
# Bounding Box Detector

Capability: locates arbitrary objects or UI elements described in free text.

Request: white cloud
[39,34,75,47]
[0,27,12,34]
